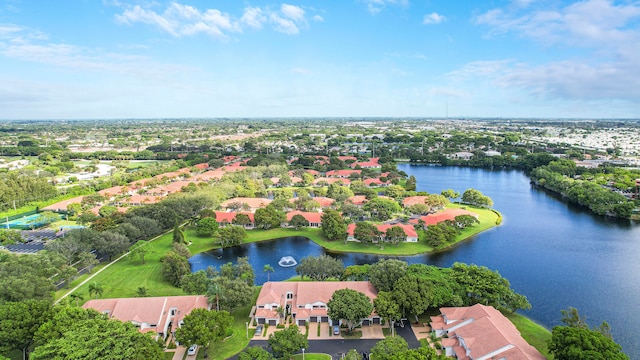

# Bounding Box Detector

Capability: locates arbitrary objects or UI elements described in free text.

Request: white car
[187,345,197,356]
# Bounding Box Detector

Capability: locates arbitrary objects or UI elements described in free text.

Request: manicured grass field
[504,312,553,359]
[291,354,331,360]
[67,231,188,302]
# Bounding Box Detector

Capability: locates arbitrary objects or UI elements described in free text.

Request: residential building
[430,304,546,360]
[220,197,272,212]
[346,223,418,242]
[213,211,255,229]
[409,208,479,227]
[282,211,323,228]
[83,296,209,339]
[254,281,379,326]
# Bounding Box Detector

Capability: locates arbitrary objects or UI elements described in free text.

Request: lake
[189,165,640,357]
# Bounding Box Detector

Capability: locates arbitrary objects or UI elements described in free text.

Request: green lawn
[65,231,187,302]
[504,312,553,359]
[290,354,331,360]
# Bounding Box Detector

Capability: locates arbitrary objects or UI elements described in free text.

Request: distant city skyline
[1,0,639,119]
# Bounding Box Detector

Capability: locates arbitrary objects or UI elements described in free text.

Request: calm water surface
[190,165,640,357]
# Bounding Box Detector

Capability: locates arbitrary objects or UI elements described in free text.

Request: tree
[385,226,406,246]
[327,289,373,334]
[95,231,130,261]
[392,275,432,322]
[295,255,344,281]
[196,217,219,237]
[254,205,285,230]
[216,225,246,248]
[389,347,448,360]
[374,291,402,336]
[98,205,118,218]
[384,185,405,200]
[424,194,449,212]
[368,259,408,292]
[450,262,530,312]
[238,346,274,360]
[441,189,460,201]
[548,326,628,360]
[175,309,233,359]
[129,240,150,264]
[560,307,588,329]
[353,222,382,244]
[268,325,308,359]
[207,282,225,311]
[30,316,164,360]
[232,213,252,227]
[321,210,347,242]
[454,214,479,229]
[461,188,493,208]
[181,270,210,295]
[160,251,191,287]
[216,278,253,311]
[88,282,104,299]
[69,293,84,307]
[0,229,22,246]
[263,264,275,282]
[288,214,309,229]
[363,197,402,221]
[405,203,430,215]
[173,224,186,244]
[370,336,409,360]
[327,184,354,201]
[0,300,52,360]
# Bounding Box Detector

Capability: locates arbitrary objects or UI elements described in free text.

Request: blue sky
[1,0,639,119]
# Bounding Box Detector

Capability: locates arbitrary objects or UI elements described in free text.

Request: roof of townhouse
[409,208,479,226]
[326,169,362,177]
[286,211,323,223]
[213,211,255,223]
[347,195,368,205]
[346,223,417,238]
[42,196,85,211]
[402,196,429,207]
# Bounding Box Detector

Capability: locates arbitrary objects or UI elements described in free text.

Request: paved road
[228,323,419,359]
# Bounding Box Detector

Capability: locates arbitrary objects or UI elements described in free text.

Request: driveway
[228,322,419,359]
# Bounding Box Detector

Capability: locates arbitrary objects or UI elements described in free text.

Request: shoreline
[192,205,501,257]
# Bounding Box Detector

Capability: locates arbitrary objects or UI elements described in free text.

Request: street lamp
[302,348,305,360]
[246,322,249,339]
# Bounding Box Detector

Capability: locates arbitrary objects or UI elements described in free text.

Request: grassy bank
[504,312,553,359]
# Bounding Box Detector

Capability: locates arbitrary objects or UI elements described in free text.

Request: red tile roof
[434,304,546,360]
[286,211,322,224]
[83,296,209,335]
[326,169,361,178]
[402,196,428,207]
[347,195,368,205]
[42,196,85,211]
[409,208,478,226]
[213,211,255,223]
[346,223,417,238]
[313,177,352,185]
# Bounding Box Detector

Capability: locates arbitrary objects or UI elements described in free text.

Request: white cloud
[363,0,409,15]
[115,2,316,37]
[423,12,446,25]
[270,13,300,35]
[445,60,514,81]
[281,4,305,22]
[312,15,324,22]
[469,0,640,103]
[241,7,266,29]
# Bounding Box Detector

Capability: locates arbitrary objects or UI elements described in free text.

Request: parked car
[333,325,340,335]
[254,324,263,336]
[187,345,197,356]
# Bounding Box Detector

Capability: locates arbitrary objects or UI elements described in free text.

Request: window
[170,308,177,316]
[286,292,293,300]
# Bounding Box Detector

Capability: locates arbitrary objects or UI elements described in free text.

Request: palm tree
[88,282,104,299]
[69,293,84,307]
[276,306,285,324]
[263,264,275,282]
[207,282,224,311]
